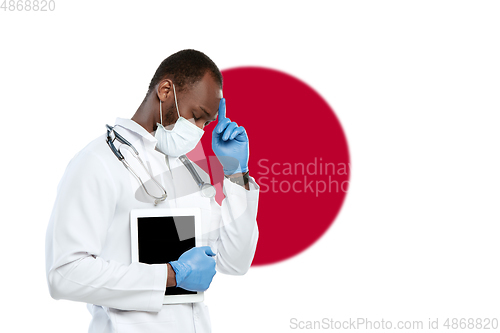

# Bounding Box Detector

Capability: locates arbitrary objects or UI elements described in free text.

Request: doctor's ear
[156,79,174,102]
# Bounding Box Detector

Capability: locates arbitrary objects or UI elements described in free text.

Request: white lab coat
[45,118,260,333]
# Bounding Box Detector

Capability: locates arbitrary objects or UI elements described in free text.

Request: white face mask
[154,83,204,157]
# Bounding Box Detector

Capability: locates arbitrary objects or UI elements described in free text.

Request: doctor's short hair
[146,49,223,96]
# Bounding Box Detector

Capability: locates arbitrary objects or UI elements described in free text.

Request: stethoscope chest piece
[178,154,216,198]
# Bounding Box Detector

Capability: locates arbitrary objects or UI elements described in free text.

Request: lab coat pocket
[107,307,176,333]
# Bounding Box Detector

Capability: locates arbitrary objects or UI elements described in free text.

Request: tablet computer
[130,207,204,304]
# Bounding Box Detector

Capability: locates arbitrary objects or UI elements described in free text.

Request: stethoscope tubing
[106,124,216,205]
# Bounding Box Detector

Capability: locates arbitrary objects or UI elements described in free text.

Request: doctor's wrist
[166,263,176,288]
[225,171,250,190]
[225,171,249,184]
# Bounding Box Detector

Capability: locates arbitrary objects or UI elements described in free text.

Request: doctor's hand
[212,98,249,175]
[168,246,216,291]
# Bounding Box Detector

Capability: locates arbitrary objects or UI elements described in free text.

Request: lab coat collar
[114,117,158,147]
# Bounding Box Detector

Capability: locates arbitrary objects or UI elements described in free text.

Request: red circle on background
[199,67,350,266]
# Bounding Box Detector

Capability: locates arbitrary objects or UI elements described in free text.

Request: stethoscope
[106,124,216,205]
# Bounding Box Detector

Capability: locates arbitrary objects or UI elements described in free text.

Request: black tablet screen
[137,215,196,295]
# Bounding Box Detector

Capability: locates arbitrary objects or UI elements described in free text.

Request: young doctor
[45,49,260,333]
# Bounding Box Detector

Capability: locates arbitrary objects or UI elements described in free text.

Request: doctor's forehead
[188,73,222,114]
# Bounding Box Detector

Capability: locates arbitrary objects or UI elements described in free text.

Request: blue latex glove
[212,98,249,175]
[169,246,216,291]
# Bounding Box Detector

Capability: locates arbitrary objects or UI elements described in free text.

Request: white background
[1,1,499,332]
